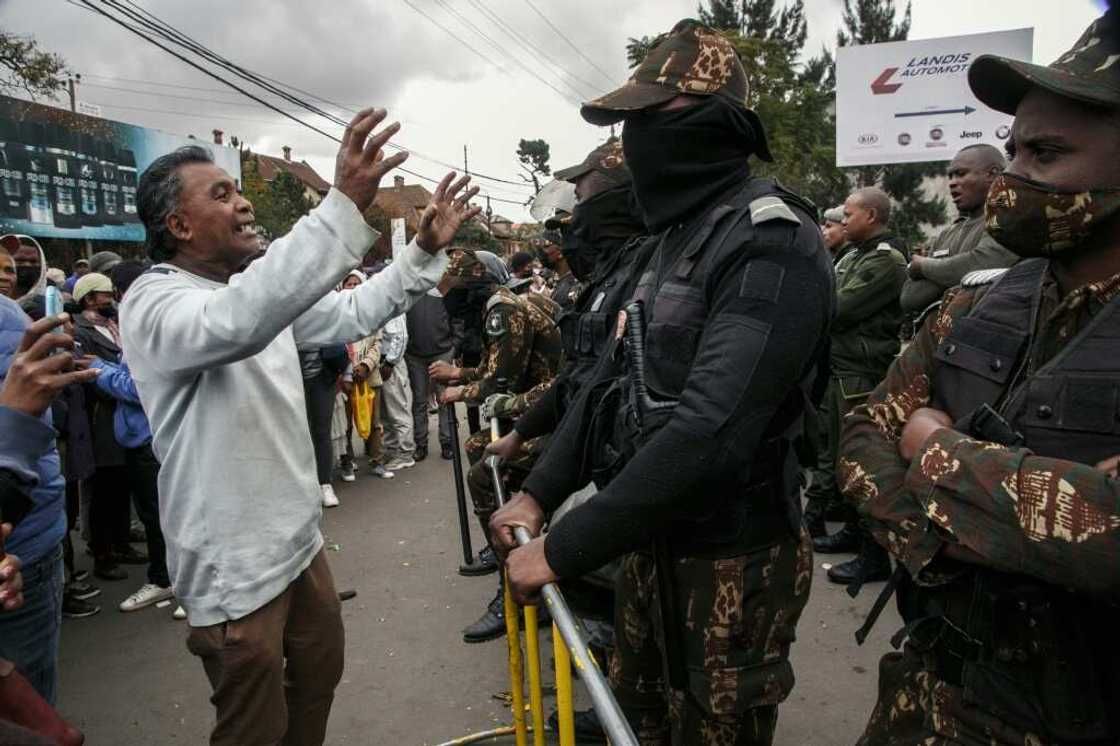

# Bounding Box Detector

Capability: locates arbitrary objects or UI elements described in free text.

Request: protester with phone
[0,306,98,704]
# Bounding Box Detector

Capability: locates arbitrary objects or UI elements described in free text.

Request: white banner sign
[835,28,1033,167]
[390,217,406,260]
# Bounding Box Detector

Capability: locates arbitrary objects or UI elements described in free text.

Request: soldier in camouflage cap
[581,19,772,162]
[839,10,1120,745]
[554,139,632,200]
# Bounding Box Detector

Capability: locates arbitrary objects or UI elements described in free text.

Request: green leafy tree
[0,30,68,100]
[239,152,312,241]
[453,217,501,252]
[516,138,551,194]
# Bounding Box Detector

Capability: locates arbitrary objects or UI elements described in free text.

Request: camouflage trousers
[464,430,548,539]
[857,648,1064,746]
[610,527,813,746]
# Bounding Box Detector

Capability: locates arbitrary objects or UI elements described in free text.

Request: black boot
[827,536,891,585]
[547,707,605,740]
[463,584,508,643]
[813,521,860,554]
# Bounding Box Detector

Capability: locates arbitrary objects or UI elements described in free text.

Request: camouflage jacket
[459,287,562,404]
[837,268,1120,598]
[830,234,907,378]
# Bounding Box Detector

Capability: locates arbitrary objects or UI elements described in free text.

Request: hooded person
[490,19,834,744]
[3,235,47,317]
[837,10,1120,745]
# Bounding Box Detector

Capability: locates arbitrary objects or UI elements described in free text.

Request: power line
[74,0,530,206]
[75,1,532,193]
[462,0,605,98]
[397,0,505,70]
[521,0,617,86]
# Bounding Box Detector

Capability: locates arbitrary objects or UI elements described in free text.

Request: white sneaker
[339,463,356,482]
[370,463,395,479]
[384,456,416,471]
[173,605,187,620]
[321,483,340,508]
[119,583,174,613]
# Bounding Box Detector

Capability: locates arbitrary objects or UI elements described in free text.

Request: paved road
[56,413,898,744]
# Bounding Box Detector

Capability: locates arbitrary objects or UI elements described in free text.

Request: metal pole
[487,426,639,746]
[446,403,488,576]
[553,623,576,746]
[523,605,546,746]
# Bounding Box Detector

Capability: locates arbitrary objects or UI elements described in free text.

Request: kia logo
[857,133,879,145]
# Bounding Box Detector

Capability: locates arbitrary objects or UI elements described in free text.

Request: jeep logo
[960,130,982,139]
[857,133,879,145]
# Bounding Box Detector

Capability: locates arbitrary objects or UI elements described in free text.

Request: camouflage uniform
[838,14,1120,743]
[804,235,907,525]
[459,285,561,519]
[611,531,813,746]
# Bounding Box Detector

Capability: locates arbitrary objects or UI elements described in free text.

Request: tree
[238,152,313,241]
[516,139,551,195]
[0,30,68,100]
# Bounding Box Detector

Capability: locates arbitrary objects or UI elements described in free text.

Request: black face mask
[622,97,758,233]
[15,265,38,291]
[563,185,646,281]
[442,283,491,320]
[97,305,117,321]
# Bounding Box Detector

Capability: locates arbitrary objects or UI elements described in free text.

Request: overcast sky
[1,0,1106,221]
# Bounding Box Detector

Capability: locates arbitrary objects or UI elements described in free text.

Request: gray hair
[137,145,215,262]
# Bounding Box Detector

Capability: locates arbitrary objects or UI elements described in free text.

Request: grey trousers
[405,351,452,453]
[380,363,415,460]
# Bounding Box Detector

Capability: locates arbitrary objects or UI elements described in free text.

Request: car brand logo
[857,133,879,145]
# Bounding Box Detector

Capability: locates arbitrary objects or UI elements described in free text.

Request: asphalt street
[55,411,899,744]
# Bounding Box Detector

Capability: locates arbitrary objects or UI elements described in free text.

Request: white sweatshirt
[120,188,447,626]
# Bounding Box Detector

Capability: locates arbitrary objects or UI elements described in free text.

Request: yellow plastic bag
[351,380,375,440]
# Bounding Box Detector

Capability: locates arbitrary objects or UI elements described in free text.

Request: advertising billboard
[835,29,1033,167]
[0,95,241,241]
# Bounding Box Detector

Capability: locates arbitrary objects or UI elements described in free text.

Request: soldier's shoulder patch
[875,242,907,265]
[748,196,801,227]
[961,268,1009,288]
[485,307,510,338]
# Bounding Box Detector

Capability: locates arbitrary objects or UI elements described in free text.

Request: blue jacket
[0,297,65,567]
[90,357,151,449]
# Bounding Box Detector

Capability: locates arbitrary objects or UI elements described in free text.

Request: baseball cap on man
[554,140,630,188]
[969,10,1120,115]
[73,272,113,303]
[580,19,772,161]
[823,206,844,224]
[445,249,510,285]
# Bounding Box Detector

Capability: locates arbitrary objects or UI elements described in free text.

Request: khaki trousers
[186,550,345,746]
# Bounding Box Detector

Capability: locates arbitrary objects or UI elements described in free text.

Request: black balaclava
[563,184,646,281]
[622,96,760,233]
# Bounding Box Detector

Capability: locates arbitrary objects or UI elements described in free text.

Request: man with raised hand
[120,108,479,745]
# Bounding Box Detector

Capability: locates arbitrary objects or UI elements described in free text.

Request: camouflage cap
[969,10,1120,115]
[581,19,750,126]
[553,139,630,188]
[446,249,510,285]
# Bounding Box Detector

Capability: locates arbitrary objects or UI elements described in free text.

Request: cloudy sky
[1,0,1106,221]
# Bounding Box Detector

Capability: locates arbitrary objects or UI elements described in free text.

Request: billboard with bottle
[0,95,241,241]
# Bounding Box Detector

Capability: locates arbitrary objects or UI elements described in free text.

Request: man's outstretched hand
[417,172,482,255]
[334,108,409,214]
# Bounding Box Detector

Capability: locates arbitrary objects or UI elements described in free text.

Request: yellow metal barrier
[486,418,637,746]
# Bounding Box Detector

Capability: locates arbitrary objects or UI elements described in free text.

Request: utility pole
[67,74,81,113]
[463,144,470,176]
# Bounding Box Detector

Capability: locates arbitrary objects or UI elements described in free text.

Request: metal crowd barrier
[483,419,638,746]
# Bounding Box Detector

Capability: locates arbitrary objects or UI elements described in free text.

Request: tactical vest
[910,257,1120,741]
[598,178,822,556]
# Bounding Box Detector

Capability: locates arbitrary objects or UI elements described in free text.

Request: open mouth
[233,223,256,238]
